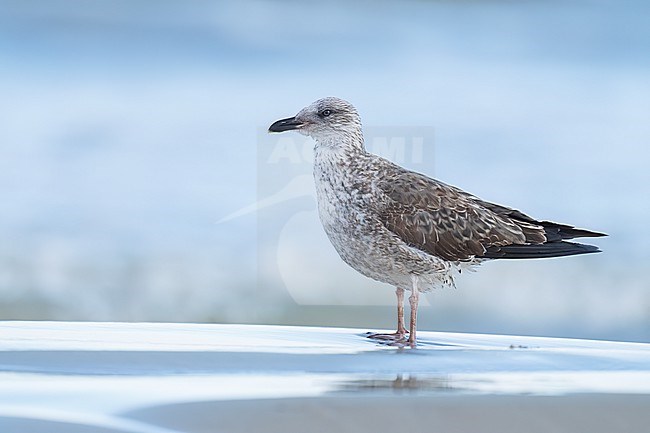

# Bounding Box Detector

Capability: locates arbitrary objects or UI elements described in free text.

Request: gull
[268,97,605,347]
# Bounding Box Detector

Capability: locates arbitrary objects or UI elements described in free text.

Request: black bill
[268,117,303,133]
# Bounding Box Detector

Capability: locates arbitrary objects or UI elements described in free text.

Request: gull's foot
[366,331,409,346]
[367,331,407,341]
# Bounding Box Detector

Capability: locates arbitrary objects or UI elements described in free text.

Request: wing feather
[377,171,536,262]
[372,158,605,261]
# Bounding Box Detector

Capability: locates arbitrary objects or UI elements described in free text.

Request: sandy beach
[0,322,648,433]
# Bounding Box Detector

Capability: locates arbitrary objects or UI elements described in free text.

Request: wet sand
[0,322,649,433]
[126,394,650,433]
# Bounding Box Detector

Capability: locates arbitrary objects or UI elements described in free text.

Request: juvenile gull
[269,97,605,347]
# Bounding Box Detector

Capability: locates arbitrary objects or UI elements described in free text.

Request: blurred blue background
[0,0,648,342]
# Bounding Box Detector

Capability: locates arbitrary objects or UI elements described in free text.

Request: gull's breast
[312,158,453,289]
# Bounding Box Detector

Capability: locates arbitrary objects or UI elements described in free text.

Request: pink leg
[367,287,408,342]
[396,287,407,336]
[408,276,419,347]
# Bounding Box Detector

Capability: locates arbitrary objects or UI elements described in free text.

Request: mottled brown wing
[377,171,544,262]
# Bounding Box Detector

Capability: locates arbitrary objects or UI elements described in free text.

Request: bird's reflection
[336,374,458,394]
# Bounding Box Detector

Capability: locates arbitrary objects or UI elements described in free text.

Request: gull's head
[268,97,363,148]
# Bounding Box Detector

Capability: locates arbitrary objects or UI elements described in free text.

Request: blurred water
[0,0,648,341]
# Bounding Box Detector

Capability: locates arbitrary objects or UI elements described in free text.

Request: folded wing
[377,169,605,262]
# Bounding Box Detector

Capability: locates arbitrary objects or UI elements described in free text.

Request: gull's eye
[320,109,332,118]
